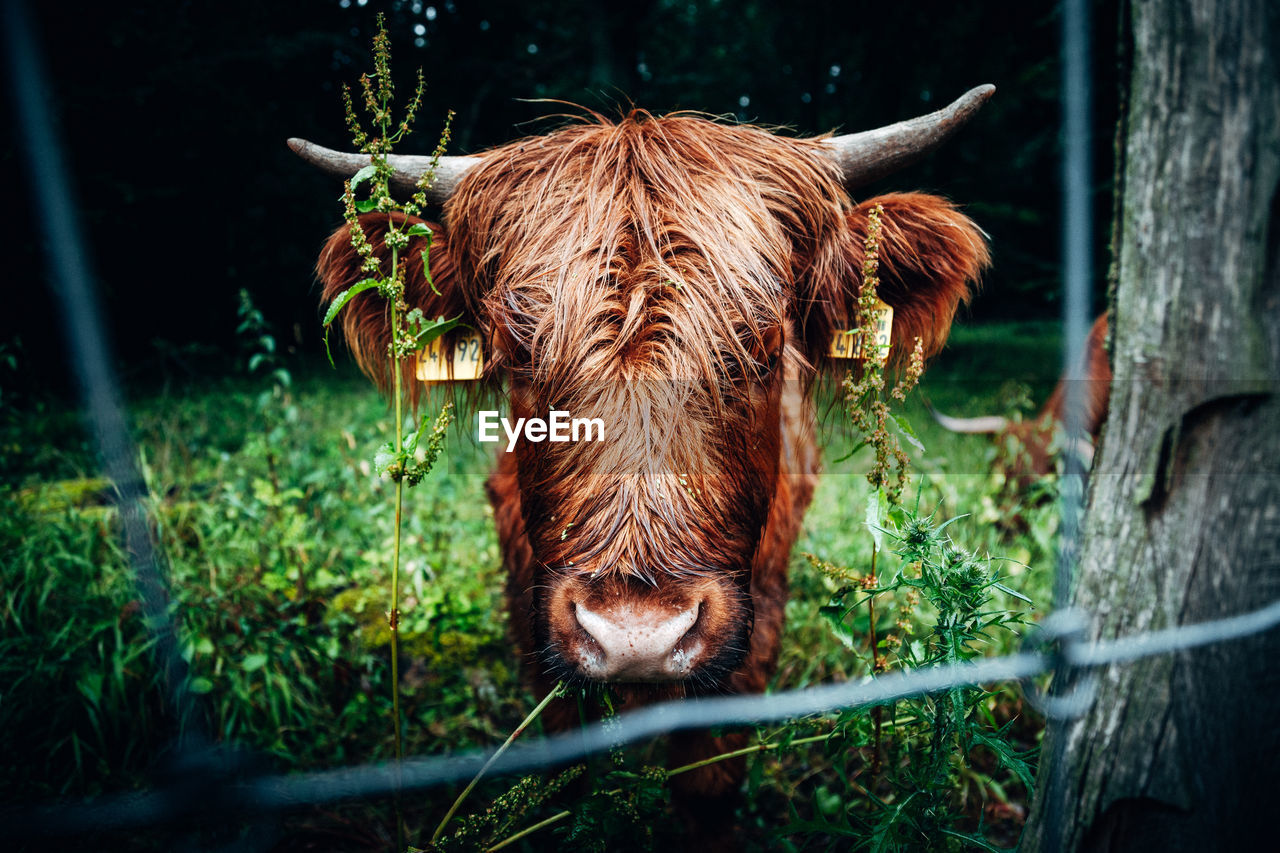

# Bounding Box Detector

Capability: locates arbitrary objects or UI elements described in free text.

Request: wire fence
[1042,0,1096,845]
[9,597,1280,840]
[6,0,1279,848]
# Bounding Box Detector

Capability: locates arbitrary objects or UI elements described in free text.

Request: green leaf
[404,410,435,456]
[412,315,463,346]
[242,653,268,672]
[422,250,439,294]
[323,277,381,326]
[833,439,868,464]
[934,514,970,535]
[350,163,377,192]
[892,413,925,452]
[819,604,858,650]
[992,581,1033,604]
[864,487,888,552]
[971,725,1037,792]
[405,222,433,238]
[374,443,399,476]
[188,677,214,695]
[938,828,1007,852]
[354,198,378,213]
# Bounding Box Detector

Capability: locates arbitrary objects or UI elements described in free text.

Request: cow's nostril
[572,601,701,682]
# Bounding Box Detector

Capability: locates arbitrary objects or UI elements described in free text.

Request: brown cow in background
[293,87,993,811]
[932,313,1112,489]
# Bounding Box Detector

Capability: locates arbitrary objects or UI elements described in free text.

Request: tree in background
[1022,0,1279,848]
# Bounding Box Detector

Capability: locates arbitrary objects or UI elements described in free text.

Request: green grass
[0,321,1063,849]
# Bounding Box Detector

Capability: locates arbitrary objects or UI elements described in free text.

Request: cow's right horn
[823,84,995,188]
[287,138,479,203]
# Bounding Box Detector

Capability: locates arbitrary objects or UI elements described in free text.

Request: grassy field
[1,321,1065,851]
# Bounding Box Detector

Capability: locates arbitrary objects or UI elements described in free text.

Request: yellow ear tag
[829,299,894,363]
[415,333,484,383]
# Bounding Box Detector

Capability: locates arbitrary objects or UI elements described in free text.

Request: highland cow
[292,86,993,808]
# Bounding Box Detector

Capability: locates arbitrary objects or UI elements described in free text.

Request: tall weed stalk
[322,15,457,848]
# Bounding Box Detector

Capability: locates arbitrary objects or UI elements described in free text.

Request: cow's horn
[823,84,995,188]
[927,402,1008,434]
[287,138,479,203]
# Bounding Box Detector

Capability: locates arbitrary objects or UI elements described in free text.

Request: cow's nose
[573,601,701,681]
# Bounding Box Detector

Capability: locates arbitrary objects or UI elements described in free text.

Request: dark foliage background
[5,0,1118,393]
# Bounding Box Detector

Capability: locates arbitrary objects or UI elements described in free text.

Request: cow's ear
[805,192,989,369]
[317,213,472,404]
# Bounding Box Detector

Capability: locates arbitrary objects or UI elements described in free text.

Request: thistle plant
[806,502,1035,850]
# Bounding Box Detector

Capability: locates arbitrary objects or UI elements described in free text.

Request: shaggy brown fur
[315,110,989,806]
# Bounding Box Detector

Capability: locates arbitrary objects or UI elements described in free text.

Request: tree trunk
[1022,0,1280,850]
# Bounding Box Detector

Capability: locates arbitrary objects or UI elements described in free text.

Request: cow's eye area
[718,324,783,398]
[750,324,784,376]
[489,319,536,375]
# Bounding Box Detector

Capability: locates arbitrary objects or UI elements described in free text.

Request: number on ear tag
[416,333,484,383]
[829,300,894,363]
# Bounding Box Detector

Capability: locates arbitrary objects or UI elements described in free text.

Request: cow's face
[443,115,835,685]
[309,96,992,688]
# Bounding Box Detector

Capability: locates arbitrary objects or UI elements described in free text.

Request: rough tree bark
[1022,0,1280,850]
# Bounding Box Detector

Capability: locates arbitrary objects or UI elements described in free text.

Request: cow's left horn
[927,402,1009,435]
[823,84,995,188]
[287,138,479,203]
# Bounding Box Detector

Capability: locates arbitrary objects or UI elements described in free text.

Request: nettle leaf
[323,277,381,326]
